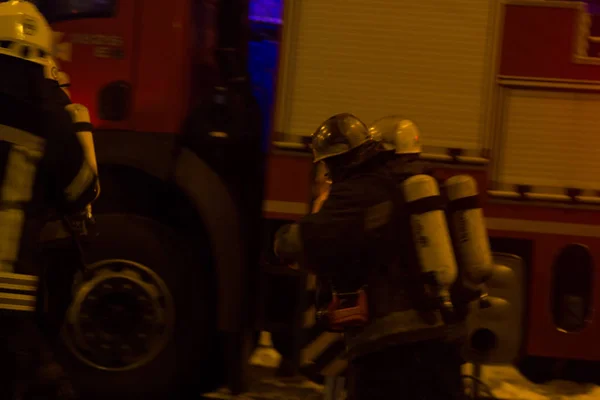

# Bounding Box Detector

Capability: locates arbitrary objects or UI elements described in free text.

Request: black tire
[50,214,217,399]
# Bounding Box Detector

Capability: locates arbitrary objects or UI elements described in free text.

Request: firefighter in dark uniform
[275,114,466,399]
[274,113,399,398]
[351,115,467,400]
[0,1,99,398]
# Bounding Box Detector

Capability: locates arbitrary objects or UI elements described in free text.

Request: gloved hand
[312,191,329,213]
[64,206,95,238]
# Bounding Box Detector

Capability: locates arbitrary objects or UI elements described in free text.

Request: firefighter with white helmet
[370,115,495,311]
[0,1,97,398]
[370,116,459,315]
[0,0,53,64]
[368,115,423,179]
[369,116,422,156]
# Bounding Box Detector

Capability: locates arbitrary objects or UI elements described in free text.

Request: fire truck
[31,0,600,397]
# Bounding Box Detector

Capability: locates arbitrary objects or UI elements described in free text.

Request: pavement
[203,345,325,400]
[466,364,600,400]
[201,332,600,400]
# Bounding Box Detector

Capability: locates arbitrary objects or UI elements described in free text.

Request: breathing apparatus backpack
[400,173,493,325]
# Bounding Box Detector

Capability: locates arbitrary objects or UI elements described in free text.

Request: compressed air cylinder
[65,104,98,175]
[65,104,100,202]
[402,175,458,309]
[445,175,493,291]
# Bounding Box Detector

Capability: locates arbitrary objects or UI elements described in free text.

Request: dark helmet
[311,113,371,163]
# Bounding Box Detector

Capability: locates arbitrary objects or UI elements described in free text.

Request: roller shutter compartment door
[499,89,600,191]
[276,0,496,150]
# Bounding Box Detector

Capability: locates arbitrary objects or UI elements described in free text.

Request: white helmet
[0,1,53,66]
[369,115,422,155]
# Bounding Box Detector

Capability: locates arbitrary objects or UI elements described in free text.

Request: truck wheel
[55,214,217,399]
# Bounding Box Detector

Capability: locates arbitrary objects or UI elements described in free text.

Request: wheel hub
[63,260,175,372]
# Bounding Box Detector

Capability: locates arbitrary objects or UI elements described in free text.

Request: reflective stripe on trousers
[0,124,43,314]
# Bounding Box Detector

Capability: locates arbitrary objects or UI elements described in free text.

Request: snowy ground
[203,332,600,400]
[466,364,600,400]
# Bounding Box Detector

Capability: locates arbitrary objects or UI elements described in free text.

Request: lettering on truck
[69,33,125,60]
[70,33,124,47]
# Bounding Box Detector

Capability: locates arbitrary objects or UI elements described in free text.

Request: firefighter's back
[0,3,97,398]
[0,53,50,273]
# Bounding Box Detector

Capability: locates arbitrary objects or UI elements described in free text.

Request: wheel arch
[93,131,246,333]
[172,148,247,333]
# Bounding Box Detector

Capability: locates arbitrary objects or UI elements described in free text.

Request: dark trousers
[346,340,465,400]
[0,345,17,399]
[0,245,80,399]
[0,316,45,399]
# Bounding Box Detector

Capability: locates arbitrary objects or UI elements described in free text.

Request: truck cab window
[29,0,117,23]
